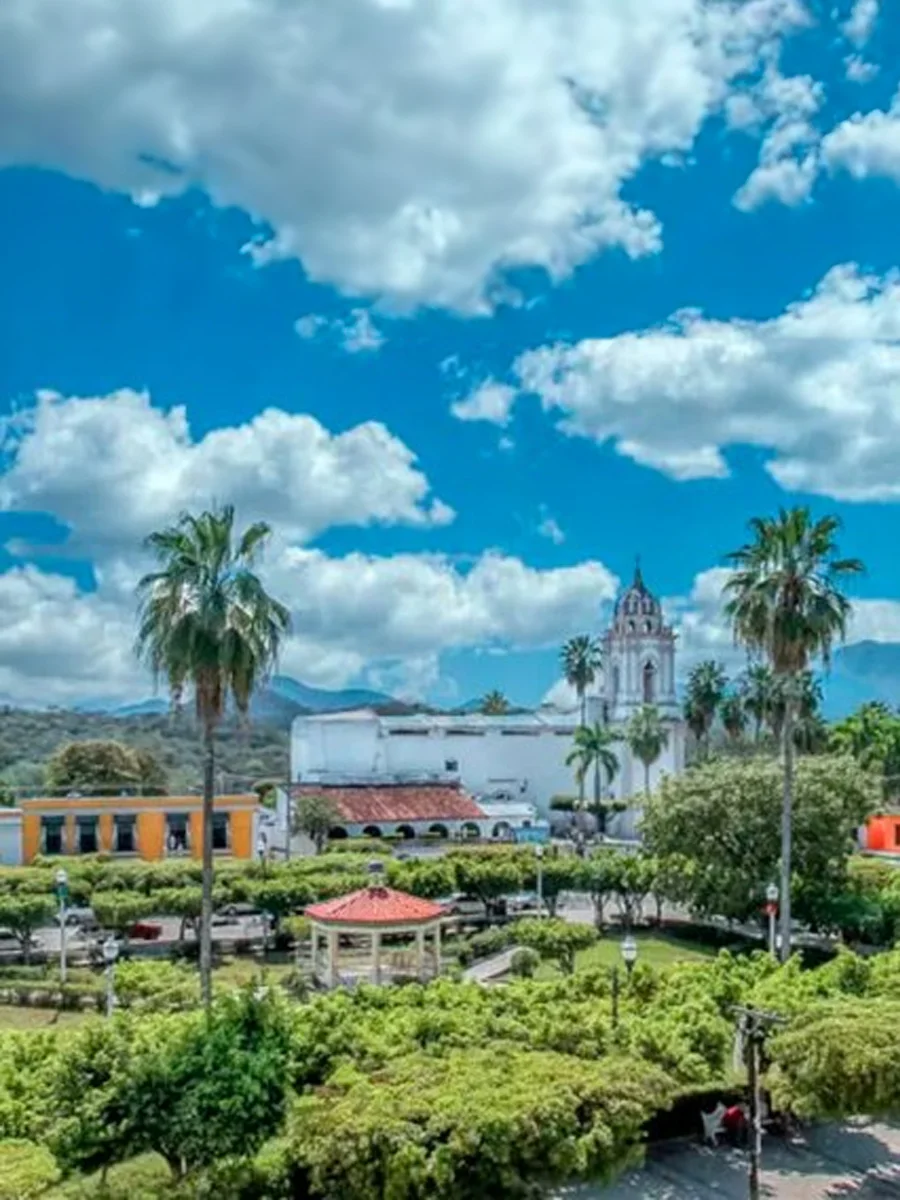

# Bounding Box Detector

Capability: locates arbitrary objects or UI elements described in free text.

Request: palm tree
[741,663,775,743]
[724,506,863,961]
[565,722,621,835]
[626,705,669,794]
[481,690,511,715]
[683,661,727,758]
[136,506,290,1008]
[719,692,747,744]
[561,635,603,727]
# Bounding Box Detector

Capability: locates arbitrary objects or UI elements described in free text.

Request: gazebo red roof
[306,885,445,926]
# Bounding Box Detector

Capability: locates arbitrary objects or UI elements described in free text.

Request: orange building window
[41,816,64,856]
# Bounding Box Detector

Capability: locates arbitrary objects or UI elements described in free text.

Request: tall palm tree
[481,690,511,715]
[683,661,727,758]
[561,635,603,727]
[626,705,668,794]
[724,507,863,961]
[719,692,747,744]
[136,506,290,1008]
[741,663,775,743]
[566,722,621,835]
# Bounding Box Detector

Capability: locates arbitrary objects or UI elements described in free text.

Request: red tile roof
[306,885,445,925]
[292,783,484,824]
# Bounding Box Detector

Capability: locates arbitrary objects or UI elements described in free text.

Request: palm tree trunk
[577,689,586,806]
[780,680,795,963]
[593,759,603,836]
[644,760,650,796]
[200,721,215,1010]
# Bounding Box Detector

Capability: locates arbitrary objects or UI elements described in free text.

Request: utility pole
[732,1005,786,1200]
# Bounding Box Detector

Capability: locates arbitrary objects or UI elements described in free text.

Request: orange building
[20,794,263,864]
[863,814,900,854]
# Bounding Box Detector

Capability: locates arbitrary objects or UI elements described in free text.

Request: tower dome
[612,560,663,636]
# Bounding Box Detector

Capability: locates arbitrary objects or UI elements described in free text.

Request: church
[289,565,685,840]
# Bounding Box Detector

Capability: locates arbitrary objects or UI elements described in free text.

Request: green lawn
[212,956,297,989]
[0,1004,95,1033]
[535,932,718,979]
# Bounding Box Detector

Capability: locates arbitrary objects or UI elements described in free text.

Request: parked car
[128,921,162,941]
[58,907,100,935]
[212,903,263,927]
[506,891,541,915]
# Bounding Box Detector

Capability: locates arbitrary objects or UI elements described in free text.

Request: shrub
[114,960,199,1012]
[0,1139,60,1199]
[43,1153,172,1200]
[509,948,541,979]
[468,927,512,959]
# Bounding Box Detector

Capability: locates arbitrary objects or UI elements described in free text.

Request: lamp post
[764,883,779,957]
[535,844,544,918]
[611,935,639,1029]
[102,937,119,1017]
[54,868,68,985]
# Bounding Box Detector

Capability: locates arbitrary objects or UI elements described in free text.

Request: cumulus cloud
[507,263,900,501]
[0,0,810,312]
[822,90,900,182]
[731,67,823,211]
[450,381,517,427]
[0,548,619,705]
[0,389,451,554]
[842,0,879,48]
[295,309,385,354]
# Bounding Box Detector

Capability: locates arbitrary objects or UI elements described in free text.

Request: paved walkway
[550,1120,900,1198]
[461,946,520,983]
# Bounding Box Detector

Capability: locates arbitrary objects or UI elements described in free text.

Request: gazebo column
[415,928,425,979]
[433,923,442,976]
[327,928,338,988]
[372,930,382,985]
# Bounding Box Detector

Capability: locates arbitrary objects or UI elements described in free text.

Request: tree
[626,706,668,794]
[480,690,510,715]
[0,896,52,965]
[566,722,621,834]
[719,693,747,744]
[741,663,775,743]
[45,741,166,796]
[292,793,338,854]
[830,702,900,799]
[561,634,603,727]
[683,662,727,758]
[136,505,290,1009]
[724,507,863,959]
[642,755,877,928]
[92,894,152,950]
[510,917,596,974]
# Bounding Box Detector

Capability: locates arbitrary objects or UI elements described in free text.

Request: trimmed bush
[0,1139,60,1199]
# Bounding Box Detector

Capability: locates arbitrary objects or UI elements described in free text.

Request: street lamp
[535,844,544,918]
[54,868,68,985]
[611,936,639,1029]
[764,883,779,957]
[102,937,119,1017]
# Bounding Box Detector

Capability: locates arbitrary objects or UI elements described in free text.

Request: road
[550,1119,900,1198]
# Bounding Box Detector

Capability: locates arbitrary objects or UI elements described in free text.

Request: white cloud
[537,511,566,545]
[844,56,879,84]
[842,0,879,47]
[450,381,517,427]
[0,566,143,706]
[0,0,810,312]
[295,309,385,354]
[0,548,619,705]
[822,91,900,182]
[731,67,823,211]
[509,263,900,501]
[0,388,451,554]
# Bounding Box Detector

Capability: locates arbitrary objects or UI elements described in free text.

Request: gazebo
[305,878,445,988]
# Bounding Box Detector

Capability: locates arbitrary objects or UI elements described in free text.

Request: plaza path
[550,1120,900,1198]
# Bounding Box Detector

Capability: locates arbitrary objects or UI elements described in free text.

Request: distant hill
[75,676,397,727]
[821,641,900,718]
[0,707,289,797]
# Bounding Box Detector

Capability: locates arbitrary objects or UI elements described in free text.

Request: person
[723,1102,748,1146]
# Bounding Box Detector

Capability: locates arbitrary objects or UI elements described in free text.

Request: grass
[0,1004,94,1032]
[212,956,296,989]
[534,931,718,979]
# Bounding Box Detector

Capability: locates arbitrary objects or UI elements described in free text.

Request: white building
[290,566,685,839]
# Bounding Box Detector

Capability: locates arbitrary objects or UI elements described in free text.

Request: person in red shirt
[723,1103,747,1145]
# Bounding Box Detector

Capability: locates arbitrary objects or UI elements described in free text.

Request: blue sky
[1,0,900,708]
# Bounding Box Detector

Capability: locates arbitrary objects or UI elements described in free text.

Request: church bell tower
[599,560,678,722]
